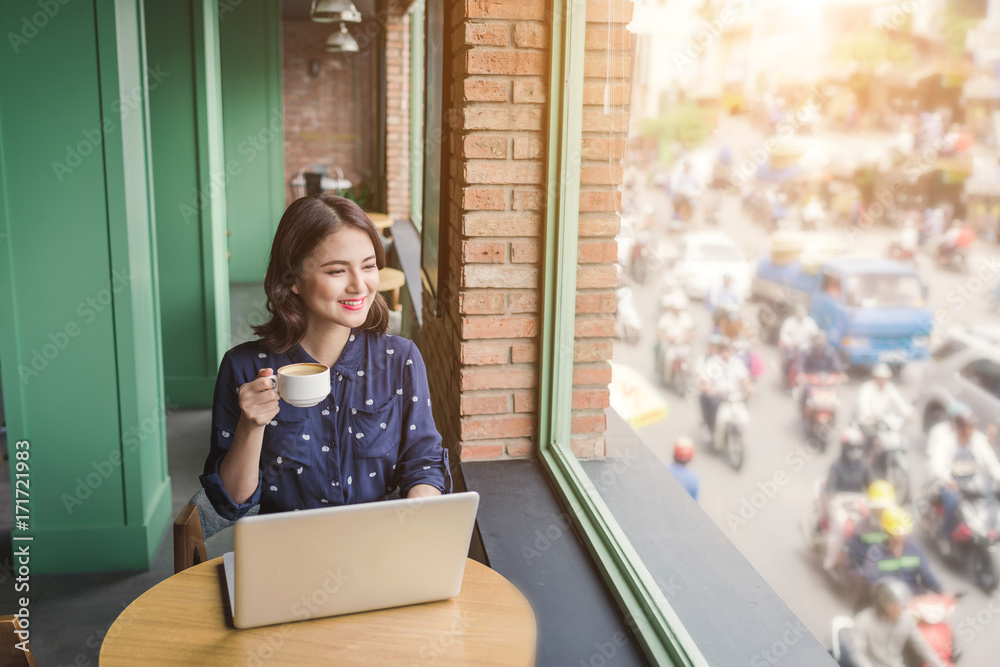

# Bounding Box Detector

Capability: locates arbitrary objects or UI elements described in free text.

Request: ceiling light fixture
[311,0,362,23]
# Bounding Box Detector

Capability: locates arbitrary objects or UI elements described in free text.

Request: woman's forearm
[218,417,266,505]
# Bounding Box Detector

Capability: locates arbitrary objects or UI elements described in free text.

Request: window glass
[931,338,967,361]
[961,359,1000,399]
[408,0,424,232]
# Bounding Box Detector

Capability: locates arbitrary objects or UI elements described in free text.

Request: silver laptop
[222,491,480,629]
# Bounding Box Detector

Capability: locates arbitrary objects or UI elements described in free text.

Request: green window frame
[408,0,424,233]
[536,3,708,665]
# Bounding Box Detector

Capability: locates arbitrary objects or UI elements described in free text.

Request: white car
[675,232,751,302]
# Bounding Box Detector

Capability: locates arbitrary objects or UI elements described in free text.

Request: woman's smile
[338,297,366,311]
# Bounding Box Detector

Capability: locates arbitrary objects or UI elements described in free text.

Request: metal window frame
[408,0,424,233]
[536,2,708,665]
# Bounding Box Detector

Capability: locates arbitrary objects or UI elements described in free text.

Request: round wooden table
[378,267,406,312]
[366,212,394,233]
[100,557,535,666]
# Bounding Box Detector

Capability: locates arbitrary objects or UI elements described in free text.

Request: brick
[462,187,506,210]
[514,23,547,48]
[462,317,539,339]
[463,240,506,263]
[513,389,537,412]
[570,437,606,458]
[461,367,538,390]
[463,213,541,236]
[459,291,506,315]
[513,189,545,211]
[463,107,543,131]
[573,388,611,410]
[581,164,623,185]
[513,137,543,159]
[582,82,630,106]
[577,264,617,289]
[467,50,546,76]
[463,265,539,289]
[511,342,538,364]
[464,23,508,46]
[466,0,545,20]
[463,79,508,102]
[461,393,510,415]
[571,413,607,435]
[579,216,619,237]
[510,292,539,313]
[461,341,509,365]
[462,135,507,159]
[461,443,504,461]
[511,241,539,264]
[512,78,545,103]
[583,53,631,79]
[581,107,628,133]
[573,363,612,386]
[462,415,535,440]
[581,137,626,160]
[506,439,534,457]
[578,240,618,263]
[464,162,544,185]
[585,26,632,50]
[575,316,615,338]
[585,0,633,23]
[575,293,617,314]
[573,339,614,363]
[579,190,620,212]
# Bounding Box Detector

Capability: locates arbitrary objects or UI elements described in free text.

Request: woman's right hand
[238,368,280,427]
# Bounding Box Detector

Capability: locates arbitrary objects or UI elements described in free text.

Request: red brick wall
[384,8,410,220]
[417,0,633,463]
[282,20,376,206]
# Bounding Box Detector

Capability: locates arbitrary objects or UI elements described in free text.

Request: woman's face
[292,226,379,331]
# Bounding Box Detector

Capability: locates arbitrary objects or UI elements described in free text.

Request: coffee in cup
[268,363,330,408]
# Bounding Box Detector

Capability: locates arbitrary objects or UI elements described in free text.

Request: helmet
[793,303,807,318]
[708,333,726,347]
[724,305,741,321]
[872,363,892,379]
[673,437,695,463]
[813,330,828,346]
[881,505,914,536]
[954,409,978,429]
[868,480,897,509]
[872,577,912,613]
[840,426,864,448]
[946,400,970,419]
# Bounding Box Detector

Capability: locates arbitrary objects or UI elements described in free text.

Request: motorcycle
[830,594,959,666]
[858,413,911,504]
[614,287,641,345]
[920,470,1000,593]
[935,244,970,274]
[799,372,843,452]
[657,337,692,396]
[630,229,653,285]
[731,337,766,384]
[708,390,748,471]
[805,479,868,586]
[887,240,916,262]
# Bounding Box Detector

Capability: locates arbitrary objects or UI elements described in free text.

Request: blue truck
[752,255,933,368]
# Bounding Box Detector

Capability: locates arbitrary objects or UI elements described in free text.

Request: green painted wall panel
[145,0,230,408]
[219,0,284,283]
[0,0,171,573]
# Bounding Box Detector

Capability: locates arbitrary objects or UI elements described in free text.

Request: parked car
[916,326,1000,435]
[675,232,752,301]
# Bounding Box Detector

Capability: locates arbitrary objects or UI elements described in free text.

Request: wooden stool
[378,267,405,312]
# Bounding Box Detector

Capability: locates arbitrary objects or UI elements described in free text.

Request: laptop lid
[229,491,479,629]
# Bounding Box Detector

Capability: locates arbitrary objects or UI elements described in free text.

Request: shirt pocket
[349,396,398,459]
[260,417,315,481]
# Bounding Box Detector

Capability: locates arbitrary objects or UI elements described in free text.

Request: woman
[200,195,449,520]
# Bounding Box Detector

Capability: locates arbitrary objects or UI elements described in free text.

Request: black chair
[304,172,324,197]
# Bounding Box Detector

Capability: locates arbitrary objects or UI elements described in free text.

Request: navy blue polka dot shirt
[200,330,451,520]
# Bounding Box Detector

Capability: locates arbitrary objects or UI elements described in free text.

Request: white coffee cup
[268,363,330,408]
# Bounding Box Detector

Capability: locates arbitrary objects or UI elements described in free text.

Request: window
[419,0,443,300]
[822,273,842,299]
[932,337,968,361]
[408,0,424,233]
[960,359,1000,400]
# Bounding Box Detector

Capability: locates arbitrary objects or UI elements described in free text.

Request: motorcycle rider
[824,428,877,573]
[843,577,946,667]
[936,218,974,263]
[698,337,752,437]
[797,330,846,410]
[926,406,1000,553]
[666,437,699,501]
[778,304,818,386]
[708,274,744,323]
[856,363,912,447]
[717,303,746,341]
[846,481,897,574]
[656,295,694,381]
[857,506,943,598]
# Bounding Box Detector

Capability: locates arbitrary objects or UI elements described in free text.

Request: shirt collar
[295,328,365,381]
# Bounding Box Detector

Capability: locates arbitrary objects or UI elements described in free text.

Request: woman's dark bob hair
[253,194,389,352]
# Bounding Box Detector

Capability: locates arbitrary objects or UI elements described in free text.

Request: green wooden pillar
[219,0,285,283]
[144,0,231,408]
[0,0,171,573]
